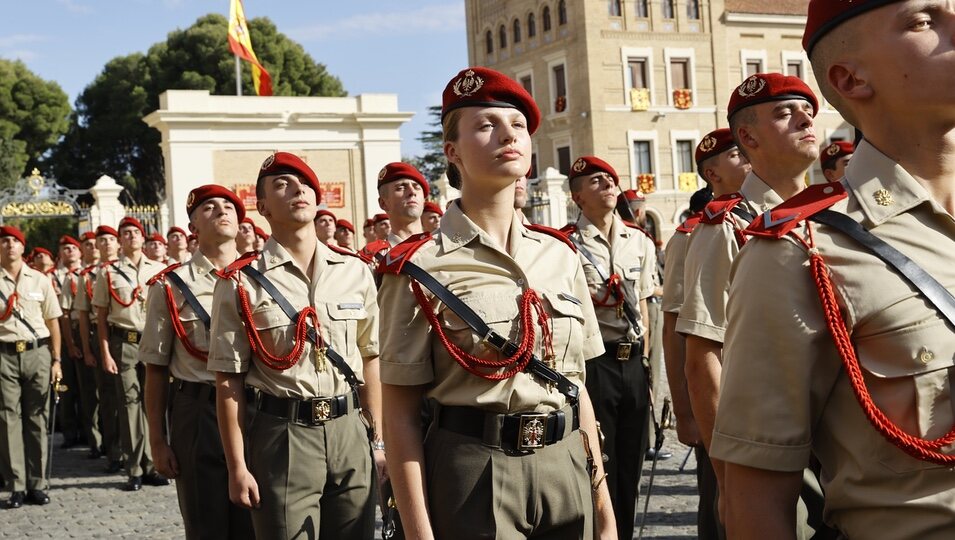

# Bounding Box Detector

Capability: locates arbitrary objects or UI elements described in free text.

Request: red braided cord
[105,269,141,308]
[0,291,17,321]
[591,273,624,308]
[235,281,320,371]
[163,283,208,362]
[410,282,553,380]
[85,277,94,300]
[809,251,955,465]
[69,273,78,296]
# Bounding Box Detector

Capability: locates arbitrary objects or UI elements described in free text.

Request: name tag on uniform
[629,266,642,273]
[337,302,363,310]
[557,293,582,305]
[27,292,44,301]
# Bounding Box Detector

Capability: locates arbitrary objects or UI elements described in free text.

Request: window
[670,59,690,90]
[499,25,507,49]
[485,31,493,54]
[543,6,552,32]
[786,60,804,79]
[628,58,648,89]
[513,20,521,43]
[520,75,533,97]
[609,0,622,17]
[558,0,568,25]
[556,146,572,175]
[745,60,763,77]
[633,141,653,174]
[662,0,675,19]
[676,140,695,174]
[528,13,537,37]
[635,0,649,17]
[553,64,567,112]
[687,0,700,19]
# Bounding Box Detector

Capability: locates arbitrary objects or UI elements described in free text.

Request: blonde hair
[442,109,464,189]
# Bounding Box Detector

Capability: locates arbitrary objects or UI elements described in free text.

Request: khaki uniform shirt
[712,141,955,538]
[378,202,604,413]
[0,264,62,342]
[208,238,378,400]
[71,263,103,314]
[91,254,164,331]
[57,266,84,322]
[571,214,655,342]
[676,173,781,343]
[661,231,690,315]
[140,252,221,384]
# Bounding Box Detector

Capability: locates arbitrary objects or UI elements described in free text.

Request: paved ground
[1,430,700,539]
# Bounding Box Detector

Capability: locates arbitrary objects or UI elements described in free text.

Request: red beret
[422,201,444,216]
[820,141,855,169]
[186,184,246,222]
[59,235,81,248]
[95,225,119,238]
[442,67,541,135]
[315,209,336,221]
[167,227,187,238]
[147,233,166,245]
[80,231,97,242]
[118,217,145,236]
[31,247,52,259]
[695,128,738,168]
[622,189,645,202]
[240,217,255,227]
[568,156,619,186]
[377,162,428,193]
[258,152,321,202]
[187,234,198,242]
[363,219,374,229]
[336,219,355,234]
[253,226,268,240]
[0,226,25,245]
[372,213,390,225]
[727,73,818,121]
[803,0,897,56]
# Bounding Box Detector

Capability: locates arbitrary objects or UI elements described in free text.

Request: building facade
[465,0,851,240]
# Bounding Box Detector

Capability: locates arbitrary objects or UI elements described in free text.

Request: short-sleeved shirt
[0,264,63,342]
[140,252,221,384]
[712,141,955,538]
[207,238,379,400]
[57,266,83,322]
[661,231,690,315]
[378,202,604,414]
[676,173,782,343]
[570,214,656,342]
[72,263,104,315]
[91,254,165,331]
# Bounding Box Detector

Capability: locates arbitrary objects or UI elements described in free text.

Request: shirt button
[270,257,279,263]
[517,278,524,286]
[919,347,934,364]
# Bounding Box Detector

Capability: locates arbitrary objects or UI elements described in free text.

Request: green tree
[407,105,445,199]
[0,59,71,188]
[49,13,345,204]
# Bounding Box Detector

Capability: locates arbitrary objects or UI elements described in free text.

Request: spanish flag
[228,0,272,96]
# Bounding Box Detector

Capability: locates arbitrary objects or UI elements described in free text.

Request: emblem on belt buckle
[312,399,332,423]
[15,341,26,353]
[127,331,138,343]
[518,414,547,450]
[616,343,632,361]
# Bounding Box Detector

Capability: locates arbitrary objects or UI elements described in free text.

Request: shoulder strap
[566,232,643,335]
[217,251,259,280]
[163,270,212,331]
[238,265,360,389]
[325,243,362,260]
[623,221,655,242]
[745,183,848,239]
[376,233,432,275]
[398,260,579,404]
[0,288,39,340]
[675,212,703,234]
[107,260,135,287]
[526,223,577,252]
[701,193,745,224]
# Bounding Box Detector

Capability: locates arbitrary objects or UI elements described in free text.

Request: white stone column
[433,172,460,208]
[159,201,171,235]
[89,175,126,228]
[542,167,569,227]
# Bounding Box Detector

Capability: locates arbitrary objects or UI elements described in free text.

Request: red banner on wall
[323,182,345,208]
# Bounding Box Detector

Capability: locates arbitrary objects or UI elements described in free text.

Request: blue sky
[0,0,468,157]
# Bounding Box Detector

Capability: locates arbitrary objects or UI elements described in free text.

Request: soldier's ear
[828,61,872,102]
[737,125,758,152]
[256,199,269,218]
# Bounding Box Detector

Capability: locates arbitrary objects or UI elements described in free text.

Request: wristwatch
[371,440,385,451]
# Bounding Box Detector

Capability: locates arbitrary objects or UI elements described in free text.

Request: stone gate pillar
[89,175,126,228]
[542,167,569,227]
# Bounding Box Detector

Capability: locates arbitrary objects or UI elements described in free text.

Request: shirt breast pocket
[622,261,643,283]
[326,303,368,356]
[176,305,208,350]
[855,320,954,473]
[543,291,585,374]
[439,294,519,357]
[250,306,293,358]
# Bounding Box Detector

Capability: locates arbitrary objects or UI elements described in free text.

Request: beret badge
[452,69,485,97]
[261,154,275,170]
[699,136,717,153]
[737,75,767,98]
[572,158,587,173]
[826,143,841,156]
[378,167,388,181]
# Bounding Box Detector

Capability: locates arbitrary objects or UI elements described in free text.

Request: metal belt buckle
[127,331,138,344]
[15,341,26,353]
[311,398,333,423]
[517,413,548,450]
[616,342,632,361]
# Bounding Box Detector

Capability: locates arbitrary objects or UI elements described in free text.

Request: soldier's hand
[67,341,82,359]
[102,353,119,375]
[373,448,388,485]
[229,467,260,510]
[51,361,63,385]
[153,441,180,479]
[83,350,97,368]
[675,415,703,447]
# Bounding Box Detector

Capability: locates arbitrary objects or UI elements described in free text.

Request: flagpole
[235,54,242,96]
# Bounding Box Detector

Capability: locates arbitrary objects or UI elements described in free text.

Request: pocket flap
[327,302,368,321]
[856,320,954,378]
[544,291,584,320]
[441,294,519,330]
[251,306,289,331]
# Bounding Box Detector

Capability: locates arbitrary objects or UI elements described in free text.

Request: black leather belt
[256,391,357,426]
[647,296,661,304]
[109,326,142,344]
[0,337,50,355]
[175,379,255,404]
[438,403,579,452]
[603,338,644,361]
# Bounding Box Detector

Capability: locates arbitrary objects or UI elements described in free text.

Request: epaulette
[376,232,432,275]
[558,223,578,235]
[146,262,183,286]
[359,239,390,259]
[675,212,703,234]
[526,223,577,253]
[623,220,655,241]
[217,251,259,279]
[745,183,848,239]
[701,193,745,224]
[79,264,97,276]
[325,243,362,260]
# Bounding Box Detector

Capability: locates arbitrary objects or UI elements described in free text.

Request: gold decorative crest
[452,69,484,97]
[572,158,587,173]
[826,143,841,156]
[873,189,893,207]
[737,75,766,98]
[186,191,196,208]
[698,136,717,153]
[261,154,275,170]
[378,167,388,181]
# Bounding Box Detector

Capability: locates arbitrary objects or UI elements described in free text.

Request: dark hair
[689,187,714,213]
